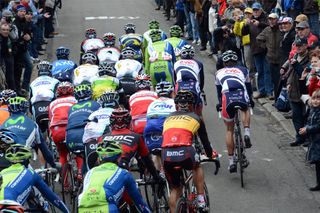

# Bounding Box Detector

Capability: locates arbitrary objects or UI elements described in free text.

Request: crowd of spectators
[0,0,60,95]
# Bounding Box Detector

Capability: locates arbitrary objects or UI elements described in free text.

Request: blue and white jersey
[73,64,99,86]
[82,38,105,53]
[174,59,203,82]
[97,47,121,63]
[51,59,77,76]
[146,97,176,118]
[29,76,59,104]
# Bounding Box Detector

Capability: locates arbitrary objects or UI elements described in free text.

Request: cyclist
[144,29,176,87]
[1,97,56,168]
[0,144,69,213]
[144,81,176,171]
[52,46,77,82]
[119,23,144,63]
[97,32,121,63]
[29,61,59,132]
[215,50,254,173]
[143,20,167,51]
[0,90,16,126]
[129,74,158,134]
[165,25,188,61]
[48,81,77,169]
[162,90,211,212]
[115,47,144,96]
[80,28,105,63]
[0,200,24,213]
[73,52,99,86]
[78,140,151,213]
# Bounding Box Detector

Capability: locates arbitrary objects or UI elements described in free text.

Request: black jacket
[13,16,32,53]
[306,108,320,163]
[280,28,296,65]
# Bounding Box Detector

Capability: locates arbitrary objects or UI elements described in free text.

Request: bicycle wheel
[203,183,210,212]
[235,114,244,188]
[61,163,75,206]
[175,197,189,213]
[140,172,155,210]
[155,179,170,213]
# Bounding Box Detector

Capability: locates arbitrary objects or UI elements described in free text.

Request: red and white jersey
[97,47,121,63]
[115,59,143,79]
[129,90,158,118]
[49,96,77,127]
[215,66,250,93]
[82,38,105,52]
[174,59,201,82]
[73,64,99,86]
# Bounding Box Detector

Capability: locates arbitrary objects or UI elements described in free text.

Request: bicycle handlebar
[200,158,220,175]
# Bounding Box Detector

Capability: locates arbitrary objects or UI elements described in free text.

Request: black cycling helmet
[124,23,136,34]
[103,32,116,47]
[81,51,98,65]
[0,89,17,105]
[149,29,162,42]
[8,97,29,113]
[155,81,174,97]
[110,107,132,130]
[98,62,117,77]
[180,45,195,59]
[174,90,195,111]
[97,91,120,108]
[37,61,53,76]
[0,130,17,153]
[74,84,92,101]
[56,46,70,60]
[135,74,151,91]
[85,28,97,39]
[120,47,136,60]
[221,50,238,62]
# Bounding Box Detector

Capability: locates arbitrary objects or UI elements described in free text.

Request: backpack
[275,87,291,112]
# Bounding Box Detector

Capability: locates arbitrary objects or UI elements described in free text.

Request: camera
[5,16,12,23]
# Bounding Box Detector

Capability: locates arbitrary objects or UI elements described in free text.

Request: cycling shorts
[50,125,67,144]
[32,101,50,132]
[176,80,202,105]
[222,89,248,122]
[131,115,147,135]
[84,139,98,170]
[66,127,85,153]
[120,78,137,96]
[149,61,173,86]
[144,132,163,153]
[162,146,199,187]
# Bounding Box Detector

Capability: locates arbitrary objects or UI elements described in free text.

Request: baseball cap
[252,2,262,10]
[16,5,26,11]
[268,13,279,19]
[282,17,293,23]
[295,37,308,46]
[244,8,253,14]
[2,10,13,17]
[295,14,308,23]
[296,21,310,29]
[14,0,20,3]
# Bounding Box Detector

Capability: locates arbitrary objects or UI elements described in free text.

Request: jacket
[280,28,296,65]
[233,20,250,46]
[289,32,318,59]
[281,0,303,12]
[258,0,277,14]
[303,0,319,14]
[256,25,282,64]
[208,5,218,33]
[306,108,320,163]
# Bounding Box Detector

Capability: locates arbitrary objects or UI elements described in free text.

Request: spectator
[199,0,211,51]
[257,0,277,14]
[295,13,309,24]
[155,0,163,10]
[184,0,193,40]
[222,0,242,23]
[256,13,282,100]
[189,0,200,44]
[175,0,185,35]
[307,50,320,95]
[281,0,303,20]
[286,37,310,147]
[302,0,319,38]
[208,0,219,54]
[44,0,58,38]
[164,0,174,21]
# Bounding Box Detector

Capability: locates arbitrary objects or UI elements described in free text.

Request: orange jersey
[0,105,10,126]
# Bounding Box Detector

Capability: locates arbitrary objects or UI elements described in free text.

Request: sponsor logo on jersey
[72,102,92,110]
[5,116,25,127]
[103,135,135,146]
[34,81,51,87]
[153,104,174,110]
[38,106,48,112]
[166,150,184,157]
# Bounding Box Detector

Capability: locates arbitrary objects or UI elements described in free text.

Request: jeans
[290,101,306,143]
[175,10,185,33]
[155,0,163,6]
[184,6,192,39]
[14,50,33,91]
[269,62,280,96]
[28,24,40,58]
[2,55,16,90]
[308,13,319,38]
[189,12,199,41]
[253,53,273,95]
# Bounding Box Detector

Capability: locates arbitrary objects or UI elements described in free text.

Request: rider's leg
[169,186,183,212]
[241,109,252,148]
[224,121,236,172]
[152,154,162,171]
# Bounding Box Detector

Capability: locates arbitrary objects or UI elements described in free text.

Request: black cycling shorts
[162,146,199,187]
[32,101,51,132]
[120,78,137,96]
[222,89,248,122]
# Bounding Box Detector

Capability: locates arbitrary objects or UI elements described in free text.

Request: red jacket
[308,76,320,96]
[289,33,318,59]
[48,96,77,127]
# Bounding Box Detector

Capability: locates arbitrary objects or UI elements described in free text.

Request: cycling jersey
[119,33,144,62]
[1,113,55,167]
[29,76,59,105]
[82,107,113,143]
[97,47,121,63]
[0,105,10,126]
[0,163,69,213]
[115,59,143,79]
[164,37,188,60]
[81,38,105,53]
[73,64,99,86]
[91,76,122,100]
[78,162,151,213]
[143,29,167,50]
[51,59,77,78]
[145,40,176,86]
[49,96,77,127]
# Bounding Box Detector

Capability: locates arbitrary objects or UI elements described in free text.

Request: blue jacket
[281,0,303,11]
[306,108,320,163]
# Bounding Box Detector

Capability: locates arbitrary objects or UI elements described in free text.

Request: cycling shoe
[228,163,237,173]
[244,135,252,148]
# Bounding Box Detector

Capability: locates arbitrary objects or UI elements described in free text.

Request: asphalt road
[42,0,320,212]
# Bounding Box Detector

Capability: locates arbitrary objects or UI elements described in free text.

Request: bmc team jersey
[29,76,59,105]
[145,40,176,86]
[82,107,113,143]
[0,164,69,213]
[115,59,143,79]
[73,64,99,86]
[162,111,201,148]
[81,38,105,53]
[91,76,121,100]
[165,37,187,60]
[97,47,121,63]
[49,96,77,127]
[51,59,77,76]
[78,162,151,213]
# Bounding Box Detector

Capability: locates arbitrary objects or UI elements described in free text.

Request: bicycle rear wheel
[175,197,189,213]
[155,179,170,213]
[235,129,244,188]
[61,163,75,208]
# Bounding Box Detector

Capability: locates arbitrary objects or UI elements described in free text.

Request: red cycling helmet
[110,107,132,130]
[56,81,74,97]
[85,28,97,39]
[135,74,151,90]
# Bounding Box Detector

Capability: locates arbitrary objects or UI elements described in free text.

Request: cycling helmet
[120,47,136,59]
[0,89,17,105]
[54,71,73,82]
[148,20,160,30]
[37,61,53,76]
[135,74,151,90]
[56,46,70,59]
[85,28,97,39]
[5,144,32,164]
[180,45,195,59]
[97,91,119,108]
[221,50,238,62]
[110,107,132,130]
[98,62,117,77]
[81,51,98,65]
[149,29,162,42]
[170,25,182,37]
[0,130,17,152]
[0,200,24,213]
[96,140,122,162]
[56,81,74,97]
[103,32,116,47]
[155,81,174,97]
[174,90,195,111]
[8,97,29,113]
[74,84,92,101]
[124,23,136,34]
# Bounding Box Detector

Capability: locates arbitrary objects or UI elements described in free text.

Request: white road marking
[261,158,273,162]
[85,16,140,21]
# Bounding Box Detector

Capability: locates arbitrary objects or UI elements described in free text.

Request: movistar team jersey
[78,162,151,213]
[51,59,77,76]
[67,100,100,130]
[0,164,69,213]
[29,76,59,104]
[97,47,121,63]
[81,38,105,53]
[162,111,201,147]
[143,29,167,50]
[73,64,99,86]
[115,59,143,79]
[82,107,113,143]
[91,76,121,100]
[165,37,187,60]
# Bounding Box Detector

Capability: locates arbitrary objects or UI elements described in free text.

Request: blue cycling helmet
[56,47,70,60]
